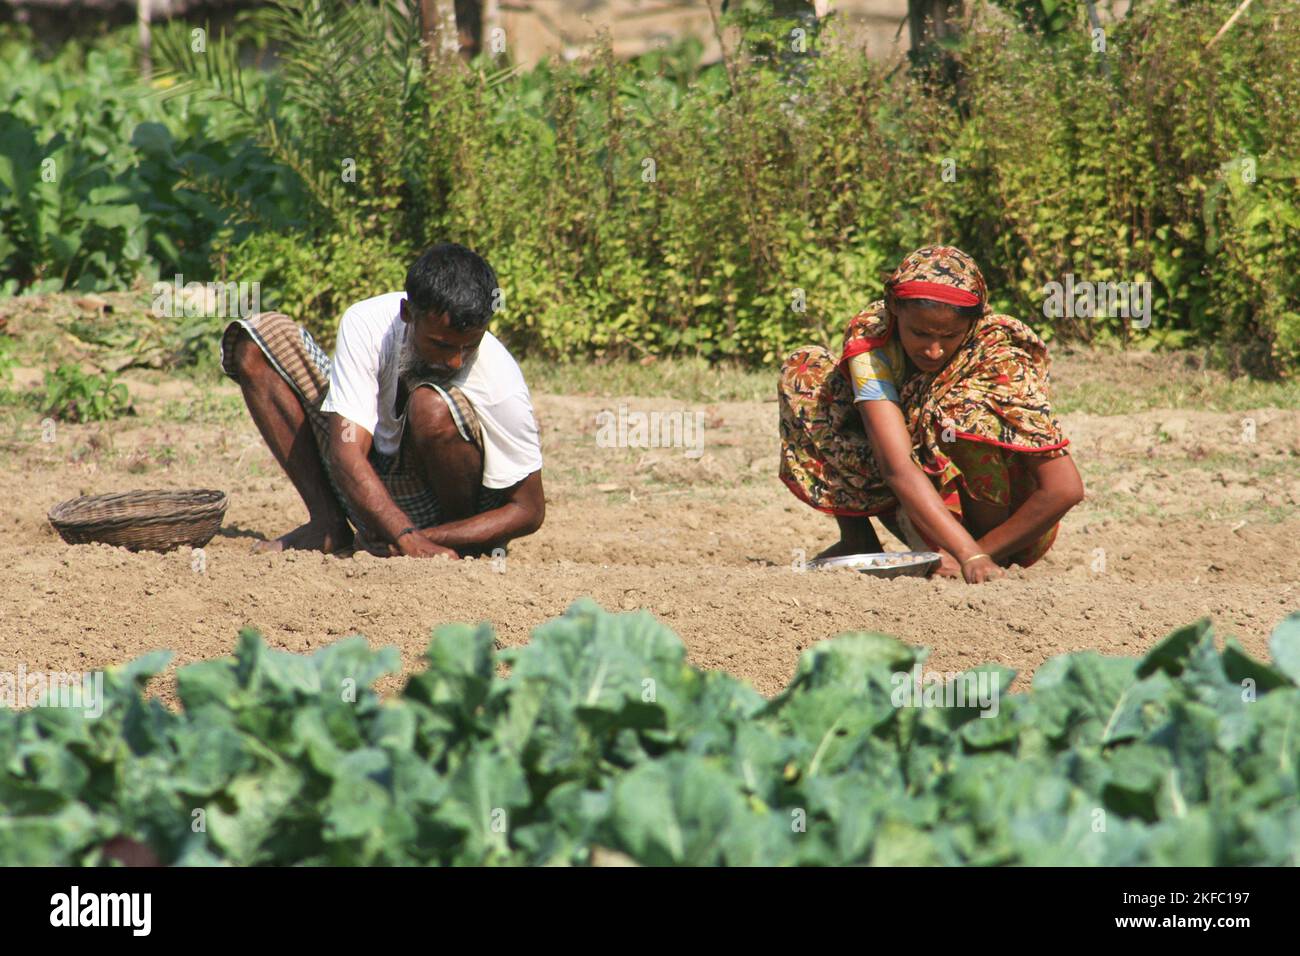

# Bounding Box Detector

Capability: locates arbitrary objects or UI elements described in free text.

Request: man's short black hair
[405,243,499,331]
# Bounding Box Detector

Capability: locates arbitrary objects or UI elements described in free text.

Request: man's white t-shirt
[319,292,543,490]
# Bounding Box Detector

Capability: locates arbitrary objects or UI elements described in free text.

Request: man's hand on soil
[353,528,396,556]
[399,529,459,559]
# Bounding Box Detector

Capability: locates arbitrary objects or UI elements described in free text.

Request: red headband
[889,280,981,307]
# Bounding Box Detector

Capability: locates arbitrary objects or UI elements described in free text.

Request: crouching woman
[778,246,1084,583]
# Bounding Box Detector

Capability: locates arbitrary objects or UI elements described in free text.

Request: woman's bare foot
[812,515,883,560]
[252,520,353,554]
[813,539,869,561]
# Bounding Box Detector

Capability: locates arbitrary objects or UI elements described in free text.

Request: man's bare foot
[252,520,353,554]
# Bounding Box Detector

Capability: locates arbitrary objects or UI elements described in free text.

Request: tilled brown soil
[3,366,1298,700]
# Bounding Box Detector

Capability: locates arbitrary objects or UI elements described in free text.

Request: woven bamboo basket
[48,489,228,552]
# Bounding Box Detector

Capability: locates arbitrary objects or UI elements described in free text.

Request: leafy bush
[0,25,299,297]
[2,601,1298,866]
[215,227,410,351]
[6,3,1300,373]
[43,363,131,422]
[156,0,1299,372]
[958,0,1300,370]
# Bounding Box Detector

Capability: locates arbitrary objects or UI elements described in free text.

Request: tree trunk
[454,0,484,60]
[419,0,459,63]
[138,0,151,79]
[907,0,964,88]
[908,0,963,58]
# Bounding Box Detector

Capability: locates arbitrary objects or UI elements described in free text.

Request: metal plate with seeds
[805,551,942,578]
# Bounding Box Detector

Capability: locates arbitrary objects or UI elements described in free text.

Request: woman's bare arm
[974,453,1084,563]
[858,401,1000,583]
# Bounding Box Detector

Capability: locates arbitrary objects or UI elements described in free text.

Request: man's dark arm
[326,412,455,556]
[419,470,545,554]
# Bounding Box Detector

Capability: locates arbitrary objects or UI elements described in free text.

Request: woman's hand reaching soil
[934,549,962,578]
[960,552,1004,584]
[934,549,1004,583]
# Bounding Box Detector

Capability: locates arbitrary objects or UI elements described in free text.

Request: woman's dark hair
[887,293,983,323]
[405,243,499,330]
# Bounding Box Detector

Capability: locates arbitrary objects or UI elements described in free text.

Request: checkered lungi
[220,312,506,539]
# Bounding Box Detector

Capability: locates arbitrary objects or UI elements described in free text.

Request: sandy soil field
[3,341,1299,700]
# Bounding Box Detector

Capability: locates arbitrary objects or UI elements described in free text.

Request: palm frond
[154,0,433,232]
[152,17,346,224]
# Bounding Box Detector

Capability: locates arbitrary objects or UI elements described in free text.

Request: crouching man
[220,243,544,558]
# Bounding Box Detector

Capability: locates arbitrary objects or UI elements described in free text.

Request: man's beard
[399,331,453,385]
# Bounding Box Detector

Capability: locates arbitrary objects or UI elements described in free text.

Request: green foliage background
[3,601,1299,866]
[1,1,1297,374]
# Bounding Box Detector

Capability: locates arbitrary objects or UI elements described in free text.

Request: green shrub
[0,333,15,382]
[42,363,131,422]
[0,24,299,297]
[190,0,1298,370]
[1203,156,1300,373]
[7,3,1300,374]
[215,226,410,349]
